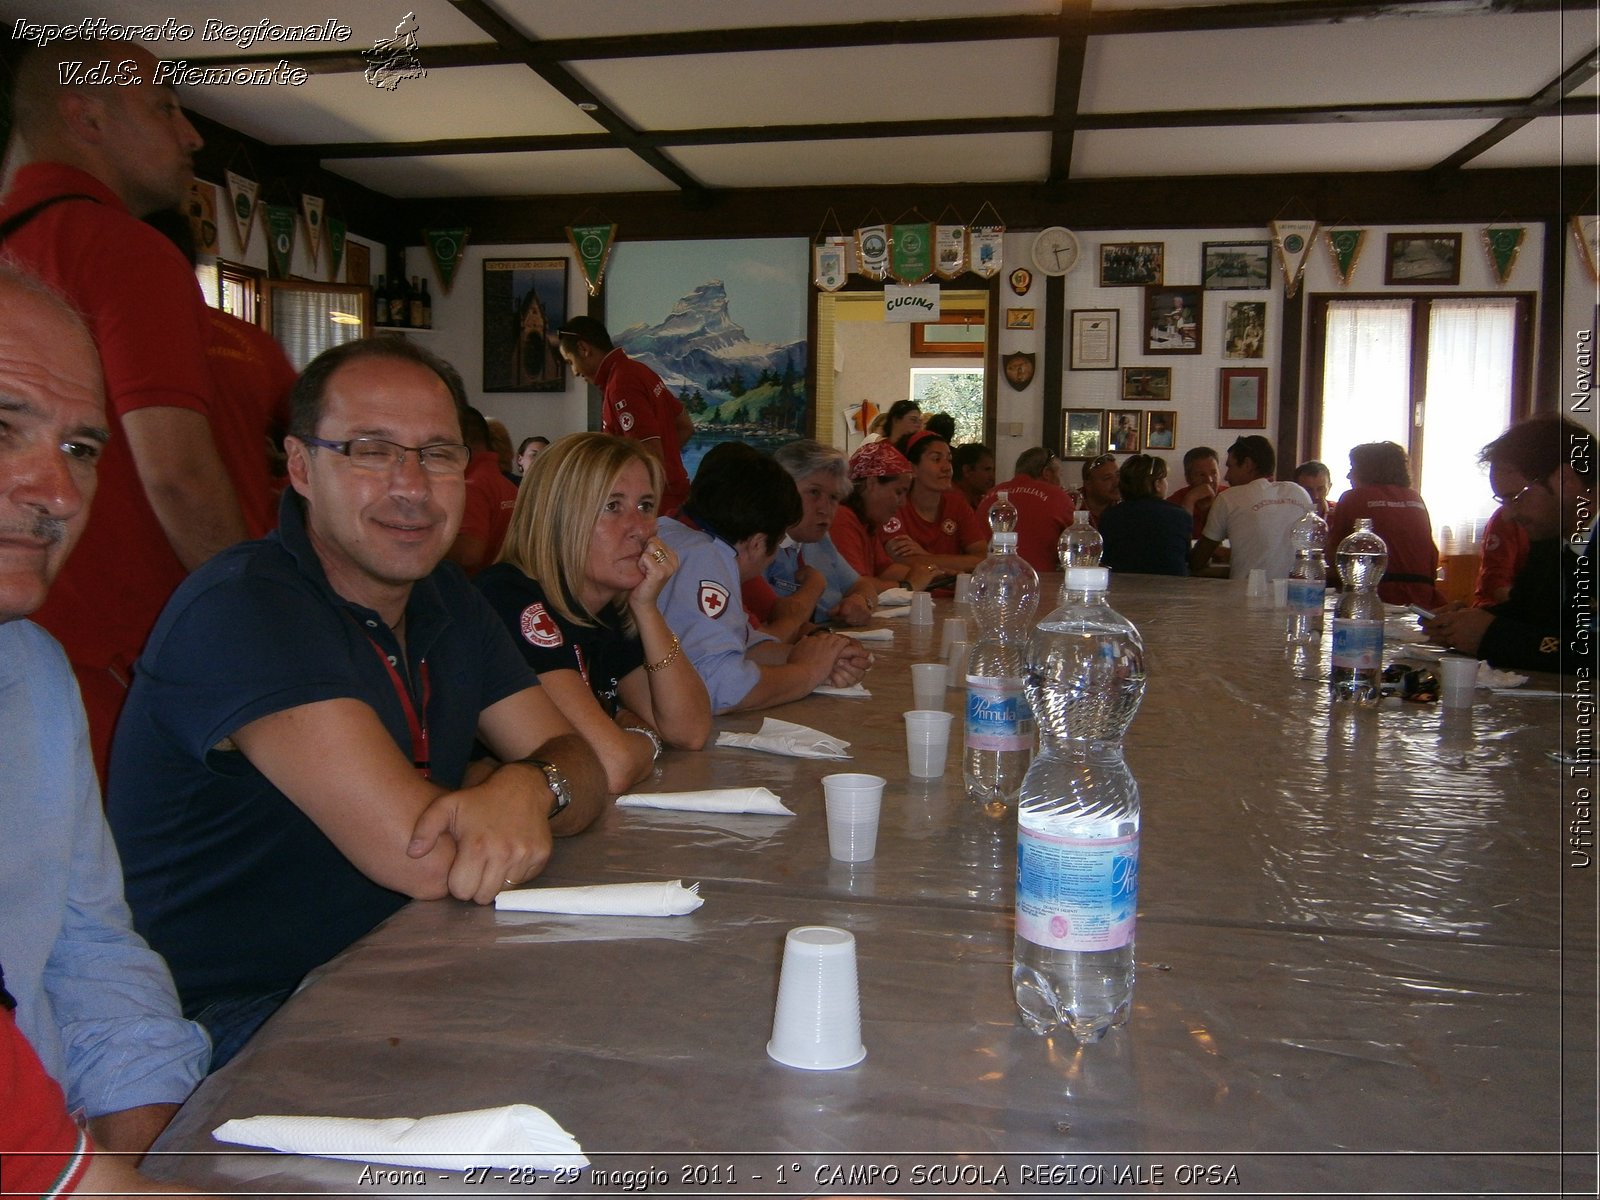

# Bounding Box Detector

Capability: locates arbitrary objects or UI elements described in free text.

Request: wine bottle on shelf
[373,275,389,326]
[409,275,425,328]
[389,275,410,328]
[419,279,432,328]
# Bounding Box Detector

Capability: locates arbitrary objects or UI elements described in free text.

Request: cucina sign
[884,284,941,322]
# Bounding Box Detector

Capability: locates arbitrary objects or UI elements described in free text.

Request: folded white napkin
[716,717,851,759]
[813,682,871,698]
[617,787,794,815]
[871,605,908,619]
[1478,664,1529,688]
[213,1104,587,1170]
[495,880,703,916]
[840,627,893,641]
[877,587,913,606]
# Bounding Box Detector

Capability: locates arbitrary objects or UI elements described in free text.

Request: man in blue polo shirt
[107,338,606,1069]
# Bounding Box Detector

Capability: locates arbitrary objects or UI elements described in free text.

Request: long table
[149,576,1597,1196]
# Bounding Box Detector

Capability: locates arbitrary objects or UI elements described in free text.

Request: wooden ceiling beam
[1047,3,1093,184]
[1430,46,1600,172]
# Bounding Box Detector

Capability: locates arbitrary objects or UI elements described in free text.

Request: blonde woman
[476,434,711,792]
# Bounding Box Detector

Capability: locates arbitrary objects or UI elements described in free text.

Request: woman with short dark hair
[1099,455,1192,576]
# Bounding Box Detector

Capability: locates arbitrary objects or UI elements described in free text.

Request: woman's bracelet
[644,633,681,674]
[632,725,664,761]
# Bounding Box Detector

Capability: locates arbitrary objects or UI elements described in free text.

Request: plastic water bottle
[963,530,1040,816]
[1285,510,1329,645]
[1057,509,1103,570]
[1330,518,1388,705]
[1014,566,1146,1041]
[988,489,1017,534]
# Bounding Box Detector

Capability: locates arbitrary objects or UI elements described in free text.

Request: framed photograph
[1121,366,1171,402]
[482,257,568,393]
[1144,409,1177,451]
[1222,300,1266,359]
[1385,233,1462,285]
[1069,309,1118,370]
[1144,285,1202,354]
[1005,307,1035,330]
[1107,410,1142,453]
[1219,367,1268,428]
[1099,241,1163,287]
[1063,408,1107,458]
[1201,240,1271,290]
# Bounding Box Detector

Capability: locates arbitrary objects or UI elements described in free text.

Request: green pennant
[568,223,616,297]
[1483,226,1526,284]
[1325,228,1364,285]
[262,203,296,279]
[889,222,933,284]
[425,227,470,291]
[327,215,347,282]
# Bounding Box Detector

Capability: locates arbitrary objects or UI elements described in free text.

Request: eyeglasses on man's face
[301,435,471,475]
[1492,479,1551,507]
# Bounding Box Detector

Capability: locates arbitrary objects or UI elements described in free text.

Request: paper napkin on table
[716,717,851,759]
[870,605,909,619]
[877,587,913,606]
[617,787,794,816]
[213,1104,587,1170]
[813,682,871,698]
[1478,664,1529,688]
[840,627,893,641]
[495,880,703,916]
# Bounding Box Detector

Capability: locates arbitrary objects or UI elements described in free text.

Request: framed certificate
[1070,309,1118,370]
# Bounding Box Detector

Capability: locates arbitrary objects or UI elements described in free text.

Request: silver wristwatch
[521,756,572,819]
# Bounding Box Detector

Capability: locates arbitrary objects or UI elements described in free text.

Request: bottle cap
[991,531,1018,548]
[1065,566,1109,590]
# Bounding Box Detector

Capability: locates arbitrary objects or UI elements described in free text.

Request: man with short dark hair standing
[558,316,692,513]
[1189,435,1312,579]
[108,338,606,1069]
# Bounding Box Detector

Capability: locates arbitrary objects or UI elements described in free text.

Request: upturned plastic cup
[1271,578,1290,607]
[822,773,885,862]
[1246,568,1268,598]
[909,592,934,626]
[766,926,866,1070]
[953,573,974,604]
[911,663,945,711]
[903,710,955,779]
[946,640,970,687]
[940,616,966,658]
[1439,654,1479,708]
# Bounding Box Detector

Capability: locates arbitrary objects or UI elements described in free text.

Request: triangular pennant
[185,179,219,255]
[933,224,968,280]
[1323,228,1365,286]
[262,203,296,279]
[567,223,616,297]
[1571,216,1599,284]
[889,222,933,284]
[1481,226,1526,285]
[425,227,470,291]
[855,224,888,282]
[814,238,847,292]
[301,194,324,262]
[327,215,347,282]
[1271,219,1318,299]
[225,169,258,254]
[968,225,1004,278]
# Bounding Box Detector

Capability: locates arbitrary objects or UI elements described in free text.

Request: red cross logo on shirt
[698,580,730,618]
[519,602,563,648]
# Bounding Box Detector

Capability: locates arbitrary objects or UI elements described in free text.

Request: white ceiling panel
[672,132,1049,189]
[324,150,676,198]
[1071,120,1504,179]
[1466,115,1600,169]
[575,40,1057,131]
[1081,14,1572,113]
[502,0,1061,41]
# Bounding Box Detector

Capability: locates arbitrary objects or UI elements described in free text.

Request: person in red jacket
[1325,441,1443,607]
[978,446,1075,573]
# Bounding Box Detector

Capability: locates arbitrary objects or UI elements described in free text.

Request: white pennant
[1271,219,1318,299]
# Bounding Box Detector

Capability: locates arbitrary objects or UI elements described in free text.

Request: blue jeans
[192,988,294,1072]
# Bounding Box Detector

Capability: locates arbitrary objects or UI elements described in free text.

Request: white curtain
[1320,301,1412,505]
[1421,299,1517,549]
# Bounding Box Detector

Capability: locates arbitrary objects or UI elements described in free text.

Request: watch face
[1009,267,1033,296]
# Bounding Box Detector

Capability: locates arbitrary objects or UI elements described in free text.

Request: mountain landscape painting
[606,239,810,478]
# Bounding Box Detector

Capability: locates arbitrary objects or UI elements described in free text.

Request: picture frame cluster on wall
[1061,407,1179,458]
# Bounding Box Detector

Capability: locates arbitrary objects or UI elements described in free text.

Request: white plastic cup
[939,616,966,658]
[904,710,955,779]
[911,663,945,711]
[822,773,885,863]
[946,641,970,687]
[1270,578,1289,607]
[1438,654,1479,708]
[1246,568,1268,598]
[766,926,865,1071]
[953,573,974,604]
[909,592,934,626]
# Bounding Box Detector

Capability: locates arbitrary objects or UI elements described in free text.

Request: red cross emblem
[698,580,730,618]
[943,518,958,535]
[519,602,563,648]
[883,516,903,534]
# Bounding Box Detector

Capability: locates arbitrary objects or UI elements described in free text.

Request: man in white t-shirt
[1189,435,1312,580]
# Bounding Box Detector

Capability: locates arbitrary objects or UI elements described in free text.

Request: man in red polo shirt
[558,316,693,514]
[979,446,1076,573]
[0,42,245,778]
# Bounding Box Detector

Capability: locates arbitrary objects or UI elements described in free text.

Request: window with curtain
[263,281,370,370]
[1308,293,1531,549]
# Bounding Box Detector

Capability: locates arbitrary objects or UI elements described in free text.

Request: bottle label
[964,676,1034,751]
[1331,618,1383,670]
[1287,579,1323,614]
[1016,825,1138,951]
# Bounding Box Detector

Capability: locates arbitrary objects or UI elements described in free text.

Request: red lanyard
[362,636,431,779]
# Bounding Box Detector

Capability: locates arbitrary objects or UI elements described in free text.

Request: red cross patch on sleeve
[520,602,563,648]
[698,580,730,618]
